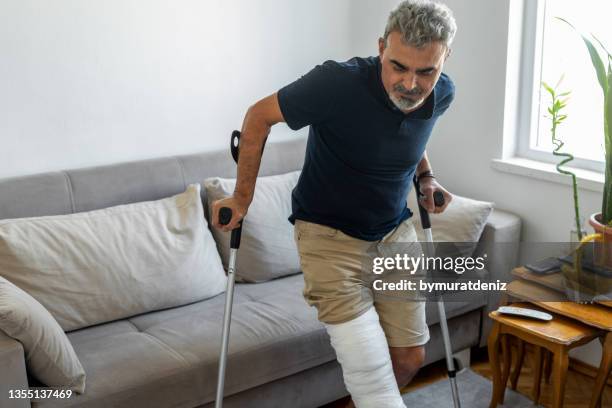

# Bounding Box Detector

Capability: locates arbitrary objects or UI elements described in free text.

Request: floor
[322,345,612,408]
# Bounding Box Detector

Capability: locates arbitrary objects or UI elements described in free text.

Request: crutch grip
[217,207,242,249]
[433,191,445,207]
[219,207,232,226]
[413,177,445,229]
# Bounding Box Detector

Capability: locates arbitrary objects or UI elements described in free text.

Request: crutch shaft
[215,250,237,408]
[413,175,461,408]
[215,131,244,408]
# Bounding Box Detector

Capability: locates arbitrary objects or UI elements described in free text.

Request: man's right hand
[210,195,250,232]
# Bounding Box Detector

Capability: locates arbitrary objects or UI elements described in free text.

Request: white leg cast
[325,307,406,408]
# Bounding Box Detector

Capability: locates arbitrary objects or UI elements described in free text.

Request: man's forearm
[233,106,273,204]
[416,151,433,177]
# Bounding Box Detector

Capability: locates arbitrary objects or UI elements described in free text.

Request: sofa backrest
[0,138,307,221]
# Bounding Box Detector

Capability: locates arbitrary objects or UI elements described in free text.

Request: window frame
[515,0,605,174]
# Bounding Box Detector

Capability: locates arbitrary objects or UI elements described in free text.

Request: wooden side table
[506,267,612,408]
[506,269,612,407]
[488,302,603,408]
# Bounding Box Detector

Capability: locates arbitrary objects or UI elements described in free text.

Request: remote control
[497,306,553,321]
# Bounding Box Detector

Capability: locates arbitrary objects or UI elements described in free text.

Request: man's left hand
[418,178,452,214]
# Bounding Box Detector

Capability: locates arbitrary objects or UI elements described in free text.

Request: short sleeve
[277,61,342,131]
[434,74,455,117]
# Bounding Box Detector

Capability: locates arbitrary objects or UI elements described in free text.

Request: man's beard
[389,84,424,112]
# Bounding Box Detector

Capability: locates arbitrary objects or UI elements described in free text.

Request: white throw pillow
[0,184,226,332]
[0,276,86,393]
[407,190,494,246]
[204,171,301,282]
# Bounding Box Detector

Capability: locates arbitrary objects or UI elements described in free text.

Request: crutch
[413,175,461,408]
[214,130,243,408]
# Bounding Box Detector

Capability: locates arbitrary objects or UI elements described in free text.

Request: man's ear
[445,47,452,60]
[378,37,386,56]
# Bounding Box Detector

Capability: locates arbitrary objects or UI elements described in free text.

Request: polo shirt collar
[374,56,436,120]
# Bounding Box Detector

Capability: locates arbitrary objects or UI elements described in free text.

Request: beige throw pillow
[0,184,226,331]
[0,276,86,393]
[407,191,494,246]
[204,171,301,282]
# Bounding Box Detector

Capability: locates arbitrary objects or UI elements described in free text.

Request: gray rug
[402,369,543,407]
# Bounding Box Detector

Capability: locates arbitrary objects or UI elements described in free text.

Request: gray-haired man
[212,1,457,406]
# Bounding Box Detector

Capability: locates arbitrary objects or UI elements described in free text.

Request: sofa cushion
[31,274,334,408]
[203,171,301,282]
[0,184,227,331]
[0,277,86,393]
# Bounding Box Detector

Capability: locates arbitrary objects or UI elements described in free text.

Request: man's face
[378,31,449,113]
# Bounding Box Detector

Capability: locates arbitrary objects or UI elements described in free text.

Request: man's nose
[402,73,417,92]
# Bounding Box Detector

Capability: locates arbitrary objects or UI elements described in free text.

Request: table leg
[510,338,525,390]
[488,321,503,408]
[500,334,511,403]
[552,346,569,408]
[532,346,544,404]
[589,332,611,408]
[543,348,552,384]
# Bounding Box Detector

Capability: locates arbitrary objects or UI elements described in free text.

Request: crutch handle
[219,207,232,225]
[413,176,445,229]
[433,191,445,207]
[217,205,242,249]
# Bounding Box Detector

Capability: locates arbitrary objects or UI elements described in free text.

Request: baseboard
[569,357,612,387]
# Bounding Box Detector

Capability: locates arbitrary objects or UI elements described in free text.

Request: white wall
[0,0,358,178]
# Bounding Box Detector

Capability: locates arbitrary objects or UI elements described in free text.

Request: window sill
[491,157,604,193]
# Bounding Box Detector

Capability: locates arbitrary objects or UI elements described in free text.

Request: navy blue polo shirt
[278,56,455,241]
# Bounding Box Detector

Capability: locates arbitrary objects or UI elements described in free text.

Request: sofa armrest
[0,331,30,408]
[473,208,522,347]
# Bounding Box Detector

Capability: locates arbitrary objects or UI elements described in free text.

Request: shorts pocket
[295,220,340,241]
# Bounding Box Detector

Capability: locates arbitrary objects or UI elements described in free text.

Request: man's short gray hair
[383,0,457,49]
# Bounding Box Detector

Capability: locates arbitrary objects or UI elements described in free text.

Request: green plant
[542,78,583,239]
[559,18,612,225]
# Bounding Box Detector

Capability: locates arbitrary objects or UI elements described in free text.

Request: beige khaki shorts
[293,219,430,348]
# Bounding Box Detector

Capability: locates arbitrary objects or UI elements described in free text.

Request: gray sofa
[0,138,521,408]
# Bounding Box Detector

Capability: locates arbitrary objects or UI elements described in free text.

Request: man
[211,1,457,406]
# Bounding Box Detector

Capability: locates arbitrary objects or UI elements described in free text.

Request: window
[517,0,608,173]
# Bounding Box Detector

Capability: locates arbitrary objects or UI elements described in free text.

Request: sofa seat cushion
[32,274,335,408]
[31,272,487,408]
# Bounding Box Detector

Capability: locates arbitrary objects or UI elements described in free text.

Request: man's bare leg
[389,345,426,387]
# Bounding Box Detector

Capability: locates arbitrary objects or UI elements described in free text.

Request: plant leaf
[592,32,612,58]
[542,81,554,96]
[603,66,612,222]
